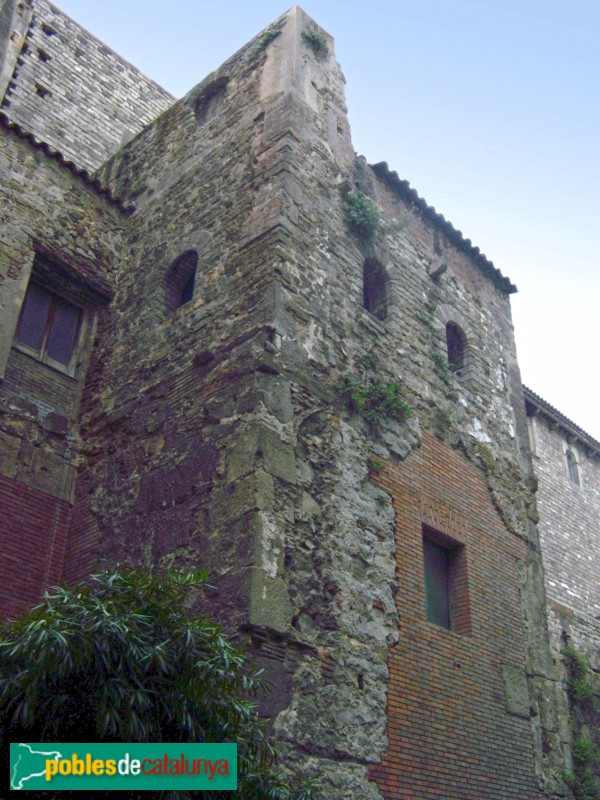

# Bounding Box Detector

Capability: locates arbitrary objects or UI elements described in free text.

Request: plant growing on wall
[357,353,377,371]
[343,190,381,242]
[301,28,329,58]
[432,350,450,382]
[415,309,435,332]
[433,404,455,440]
[251,28,281,59]
[338,374,410,424]
[0,567,319,800]
[562,646,600,800]
[367,455,386,473]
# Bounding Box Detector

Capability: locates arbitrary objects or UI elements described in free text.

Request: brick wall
[60,497,100,586]
[527,406,600,758]
[529,414,600,620]
[1,0,174,171]
[368,434,543,799]
[0,473,70,619]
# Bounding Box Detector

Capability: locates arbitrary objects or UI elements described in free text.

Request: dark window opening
[363,258,387,321]
[422,526,471,634]
[165,250,198,314]
[446,322,466,372]
[423,538,451,629]
[566,449,580,486]
[15,283,82,369]
[35,83,51,99]
[180,272,195,306]
[193,77,229,125]
[37,49,50,62]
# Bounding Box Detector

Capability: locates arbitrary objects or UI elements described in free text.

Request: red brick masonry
[0,473,69,619]
[0,475,99,618]
[368,434,543,800]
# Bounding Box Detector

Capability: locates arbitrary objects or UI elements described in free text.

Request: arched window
[165,250,198,314]
[363,258,387,321]
[445,322,466,372]
[193,77,229,125]
[566,449,580,486]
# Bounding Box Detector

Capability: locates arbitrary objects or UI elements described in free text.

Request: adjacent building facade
[1,2,598,797]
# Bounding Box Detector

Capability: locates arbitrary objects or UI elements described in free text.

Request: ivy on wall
[562,646,600,800]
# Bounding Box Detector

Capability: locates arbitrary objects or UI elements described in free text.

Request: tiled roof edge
[370,161,517,295]
[524,386,600,455]
[0,112,136,216]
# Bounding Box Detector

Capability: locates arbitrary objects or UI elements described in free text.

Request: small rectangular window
[423,538,451,629]
[422,526,471,634]
[15,283,82,371]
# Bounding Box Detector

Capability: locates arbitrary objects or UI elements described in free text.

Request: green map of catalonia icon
[10,743,63,790]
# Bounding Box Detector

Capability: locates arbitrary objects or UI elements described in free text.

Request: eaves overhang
[524,385,600,457]
[371,161,517,295]
[0,112,135,215]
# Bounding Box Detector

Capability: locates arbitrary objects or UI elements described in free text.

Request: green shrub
[357,354,376,371]
[0,567,319,800]
[564,645,595,701]
[301,28,329,58]
[338,375,410,424]
[562,647,600,800]
[432,350,450,381]
[343,191,381,242]
[252,28,281,59]
[367,455,386,473]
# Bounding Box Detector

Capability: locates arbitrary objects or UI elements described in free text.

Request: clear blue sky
[57,0,600,440]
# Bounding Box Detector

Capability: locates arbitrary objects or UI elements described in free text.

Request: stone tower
[0,4,574,797]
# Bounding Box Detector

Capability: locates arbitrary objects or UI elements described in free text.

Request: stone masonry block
[249,564,293,634]
[502,663,531,718]
[227,424,295,484]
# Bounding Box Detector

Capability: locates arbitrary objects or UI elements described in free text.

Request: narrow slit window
[165,250,198,314]
[566,449,580,486]
[446,322,465,372]
[363,258,387,321]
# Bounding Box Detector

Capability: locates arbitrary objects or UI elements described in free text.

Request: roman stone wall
[0,0,174,171]
[76,10,328,632]
[259,156,565,794]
